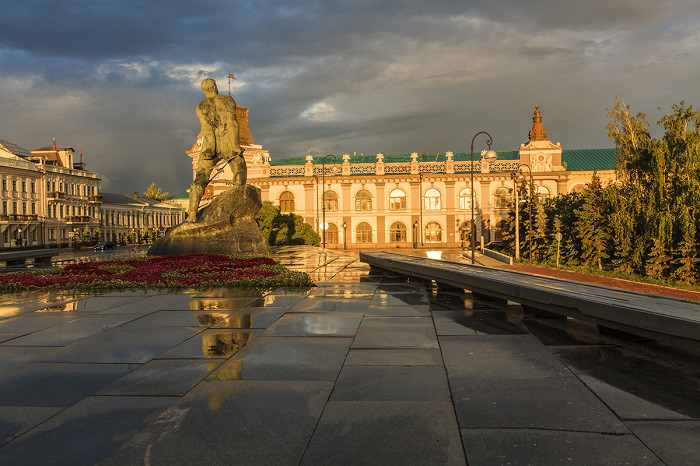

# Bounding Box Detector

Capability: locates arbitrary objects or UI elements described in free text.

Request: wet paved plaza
[0,246,699,465]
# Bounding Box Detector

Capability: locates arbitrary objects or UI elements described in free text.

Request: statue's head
[201,78,218,98]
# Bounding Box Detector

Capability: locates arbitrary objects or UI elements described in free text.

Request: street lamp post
[470,131,498,264]
[321,154,337,249]
[342,222,347,250]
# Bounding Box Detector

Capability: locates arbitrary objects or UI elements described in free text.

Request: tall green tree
[143,183,168,201]
[576,174,612,270]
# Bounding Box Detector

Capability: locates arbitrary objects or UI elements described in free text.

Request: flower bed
[0,254,314,293]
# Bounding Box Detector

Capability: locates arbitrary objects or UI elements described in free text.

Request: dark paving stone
[302,401,465,466]
[627,421,700,465]
[97,359,224,396]
[377,284,426,293]
[40,327,200,363]
[0,396,173,465]
[308,287,375,299]
[552,346,700,418]
[365,304,430,317]
[345,349,443,366]
[249,293,310,308]
[211,337,351,381]
[66,295,152,313]
[188,297,260,311]
[577,374,691,420]
[440,335,571,379]
[210,308,286,329]
[352,326,438,349]
[461,429,660,465]
[263,313,362,337]
[0,314,83,335]
[0,406,63,446]
[2,315,139,346]
[290,298,370,313]
[432,310,528,336]
[331,365,451,402]
[451,375,628,432]
[101,380,332,466]
[0,347,51,371]
[522,318,613,346]
[0,362,136,407]
[0,334,21,344]
[159,329,258,359]
[124,310,231,327]
[359,316,433,328]
[428,291,500,311]
[370,292,429,306]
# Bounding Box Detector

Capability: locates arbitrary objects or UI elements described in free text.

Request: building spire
[528,105,547,141]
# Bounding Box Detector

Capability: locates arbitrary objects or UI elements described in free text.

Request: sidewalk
[0,246,698,464]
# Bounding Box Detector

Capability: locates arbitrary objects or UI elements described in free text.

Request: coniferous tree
[143,183,169,201]
[532,200,547,261]
[576,174,611,270]
[645,237,671,280]
[672,235,698,284]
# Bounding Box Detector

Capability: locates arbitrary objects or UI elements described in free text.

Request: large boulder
[148,184,268,256]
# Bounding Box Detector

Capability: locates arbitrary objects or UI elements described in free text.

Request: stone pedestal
[147,184,268,256]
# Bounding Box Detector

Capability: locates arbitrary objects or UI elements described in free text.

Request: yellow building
[186,106,617,249]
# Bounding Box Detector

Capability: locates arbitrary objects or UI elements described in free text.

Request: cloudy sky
[1,0,698,195]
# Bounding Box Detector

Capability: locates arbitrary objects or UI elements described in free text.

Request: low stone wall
[482,248,513,265]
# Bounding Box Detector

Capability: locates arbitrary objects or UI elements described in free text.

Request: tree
[576,174,612,270]
[646,237,671,280]
[532,200,547,261]
[255,201,320,246]
[143,183,168,201]
[672,235,698,284]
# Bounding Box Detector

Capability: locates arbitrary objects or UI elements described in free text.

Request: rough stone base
[147,184,268,256]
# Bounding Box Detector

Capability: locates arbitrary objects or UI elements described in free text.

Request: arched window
[494,187,511,209]
[459,188,477,210]
[424,222,442,243]
[389,188,406,211]
[536,186,550,202]
[355,189,372,211]
[356,222,373,243]
[459,221,472,245]
[389,221,407,242]
[325,223,339,244]
[279,191,295,213]
[424,188,441,210]
[323,191,338,211]
[570,184,585,194]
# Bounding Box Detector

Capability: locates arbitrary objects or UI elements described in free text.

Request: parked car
[93,241,115,251]
[484,241,507,251]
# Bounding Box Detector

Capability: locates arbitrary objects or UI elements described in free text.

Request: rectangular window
[32,230,36,241]
[47,181,51,191]
[60,205,64,217]
[31,182,35,193]
[31,203,36,215]
[3,229,8,243]
[12,202,17,214]
[2,201,6,214]
[2,179,6,190]
[21,181,26,192]
[12,180,17,191]
[22,202,26,214]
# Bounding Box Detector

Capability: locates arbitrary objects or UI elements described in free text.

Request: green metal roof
[169,192,189,199]
[561,149,617,171]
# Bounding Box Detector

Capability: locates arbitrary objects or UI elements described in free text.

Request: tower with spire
[519,105,564,172]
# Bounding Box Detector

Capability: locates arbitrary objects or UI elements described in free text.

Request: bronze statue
[187,78,247,222]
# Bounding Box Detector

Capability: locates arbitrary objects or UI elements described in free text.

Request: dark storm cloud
[1,1,699,193]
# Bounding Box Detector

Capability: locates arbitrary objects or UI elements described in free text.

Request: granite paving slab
[450,376,629,433]
[0,362,136,407]
[290,297,370,313]
[97,359,224,396]
[101,380,333,466]
[0,347,51,371]
[460,429,660,466]
[124,310,231,327]
[0,396,173,465]
[344,348,444,366]
[359,316,433,328]
[364,304,430,317]
[67,295,152,313]
[432,310,529,336]
[331,365,451,402]
[352,326,439,349]
[157,329,259,359]
[301,401,465,466]
[39,326,201,363]
[211,336,352,381]
[210,308,286,329]
[0,406,64,446]
[370,292,429,306]
[440,335,571,379]
[1,314,139,346]
[626,421,700,465]
[0,313,83,335]
[262,312,362,337]
[188,296,260,311]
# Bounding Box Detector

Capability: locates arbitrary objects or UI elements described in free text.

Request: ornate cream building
[185,105,617,249]
[0,139,184,250]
